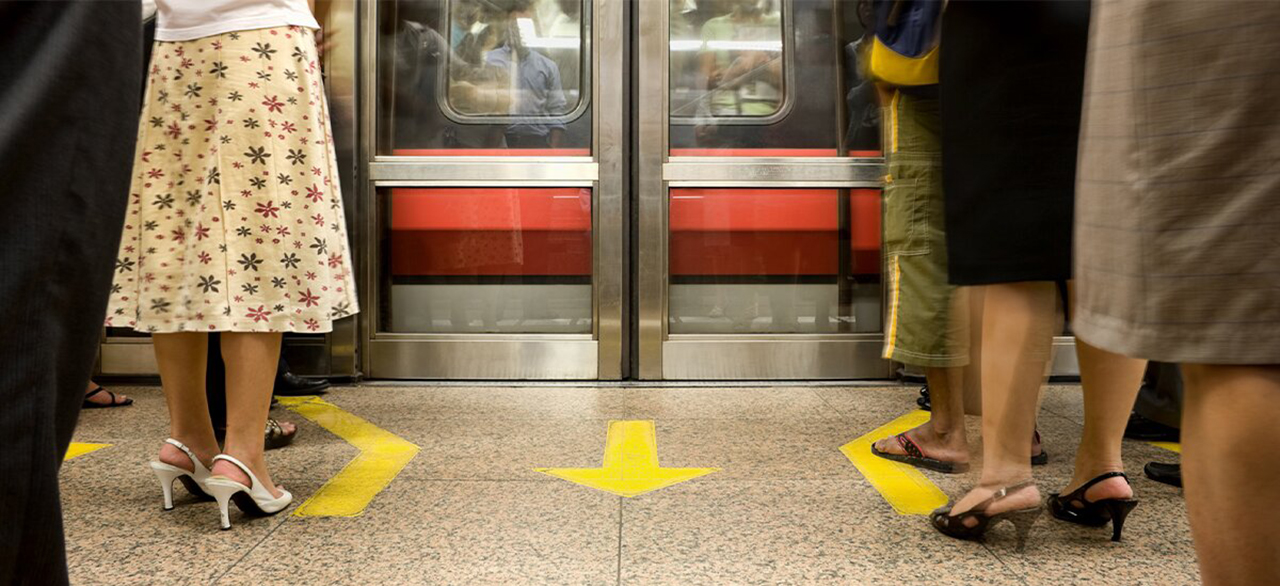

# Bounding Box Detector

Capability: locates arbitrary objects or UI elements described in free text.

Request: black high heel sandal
[1048,471,1139,542]
[930,480,1043,552]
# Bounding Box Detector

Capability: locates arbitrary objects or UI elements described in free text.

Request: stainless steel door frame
[635,0,892,380]
[356,0,627,380]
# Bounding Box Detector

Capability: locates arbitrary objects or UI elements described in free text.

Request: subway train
[96,0,1074,382]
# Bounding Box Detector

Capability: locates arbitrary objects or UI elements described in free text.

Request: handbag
[868,0,943,87]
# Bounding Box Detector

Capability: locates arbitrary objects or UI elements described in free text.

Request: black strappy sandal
[930,480,1043,552]
[83,386,134,409]
[263,418,296,450]
[871,433,970,474]
[1048,472,1139,542]
[214,418,298,450]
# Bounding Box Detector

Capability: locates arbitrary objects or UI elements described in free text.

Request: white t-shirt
[154,0,319,42]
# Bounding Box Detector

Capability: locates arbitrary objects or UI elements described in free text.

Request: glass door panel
[382,186,592,334]
[668,188,881,334]
[375,0,592,156]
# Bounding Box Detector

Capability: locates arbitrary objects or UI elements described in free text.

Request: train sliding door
[361,0,625,378]
[636,0,889,379]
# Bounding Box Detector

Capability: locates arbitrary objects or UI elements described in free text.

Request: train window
[376,0,592,156]
[668,0,880,156]
[381,187,593,333]
[669,0,790,124]
[667,187,882,334]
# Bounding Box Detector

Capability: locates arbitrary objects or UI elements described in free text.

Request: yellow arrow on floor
[64,443,111,461]
[1150,441,1181,454]
[536,420,718,498]
[840,410,949,515]
[277,396,419,517]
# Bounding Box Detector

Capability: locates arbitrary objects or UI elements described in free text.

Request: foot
[1144,462,1181,488]
[949,481,1042,528]
[273,371,331,396]
[1123,411,1180,442]
[872,422,969,465]
[84,386,132,407]
[1032,431,1046,460]
[158,440,216,473]
[211,451,285,499]
[264,418,298,450]
[214,418,298,450]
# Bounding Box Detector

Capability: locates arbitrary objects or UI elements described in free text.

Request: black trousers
[0,2,141,584]
[1136,362,1184,431]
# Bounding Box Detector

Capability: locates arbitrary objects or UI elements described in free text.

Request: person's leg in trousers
[0,3,141,583]
[1181,364,1280,585]
[207,333,227,432]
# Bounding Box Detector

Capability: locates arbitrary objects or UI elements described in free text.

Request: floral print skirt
[107,26,358,334]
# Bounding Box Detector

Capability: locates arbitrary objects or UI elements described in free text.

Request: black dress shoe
[274,371,331,396]
[916,386,931,411]
[1144,462,1182,488]
[1123,412,1180,442]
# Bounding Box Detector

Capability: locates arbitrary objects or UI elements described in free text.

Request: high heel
[930,480,1042,552]
[1048,471,1139,542]
[148,439,212,510]
[203,454,292,530]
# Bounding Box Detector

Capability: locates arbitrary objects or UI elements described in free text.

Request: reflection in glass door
[638,0,890,379]
[360,0,625,379]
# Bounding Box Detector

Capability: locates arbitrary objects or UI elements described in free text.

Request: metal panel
[594,0,627,379]
[99,339,159,376]
[665,158,884,186]
[367,338,597,379]
[635,0,669,379]
[1050,336,1081,377]
[325,0,360,377]
[369,161,598,182]
[663,336,891,380]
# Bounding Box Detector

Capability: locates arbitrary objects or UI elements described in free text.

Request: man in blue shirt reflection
[486,0,568,148]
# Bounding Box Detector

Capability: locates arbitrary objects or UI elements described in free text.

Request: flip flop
[83,386,134,409]
[870,433,971,474]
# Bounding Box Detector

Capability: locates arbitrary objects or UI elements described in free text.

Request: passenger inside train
[2,1,1279,585]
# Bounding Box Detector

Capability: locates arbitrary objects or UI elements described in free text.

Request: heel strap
[165,438,202,468]
[971,479,1036,514]
[1077,471,1128,494]
[211,454,259,490]
[1063,471,1129,504]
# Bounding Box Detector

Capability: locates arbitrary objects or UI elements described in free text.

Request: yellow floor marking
[277,396,419,517]
[840,410,949,515]
[1150,441,1182,454]
[64,443,111,461]
[536,420,719,498]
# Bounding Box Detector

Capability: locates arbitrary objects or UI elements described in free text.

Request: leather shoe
[274,370,331,396]
[1144,461,1182,488]
[1123,412,1179,442]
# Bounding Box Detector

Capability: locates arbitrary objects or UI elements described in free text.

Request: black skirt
[940,0,1091,285]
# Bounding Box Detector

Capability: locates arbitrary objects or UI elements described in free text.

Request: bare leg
[1056,281,1147,500]
[152,333,218,471]
[1059,337,1145,499]
[1181,364,1280,586]
[874,366,969,464]
[211,332,284,497]
[949,282,1058,517]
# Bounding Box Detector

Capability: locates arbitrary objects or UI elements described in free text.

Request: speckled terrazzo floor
[62,383,1198,585]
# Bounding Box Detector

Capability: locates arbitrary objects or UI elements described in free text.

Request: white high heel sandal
[149,438,213,511]
[204,454,293,530]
